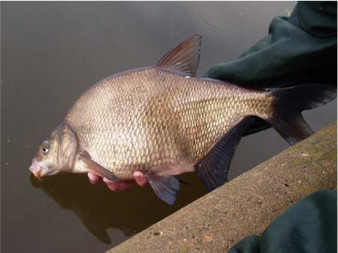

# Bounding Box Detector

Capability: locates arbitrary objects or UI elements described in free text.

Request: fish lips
[29,160,58,180]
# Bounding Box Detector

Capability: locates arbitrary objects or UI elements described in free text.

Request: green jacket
[205,2,336,88]
[229,190,337,253]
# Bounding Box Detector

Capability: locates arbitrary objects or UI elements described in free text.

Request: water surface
[2,2,336,252]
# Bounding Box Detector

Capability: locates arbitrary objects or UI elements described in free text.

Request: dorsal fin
[156,35,201,77]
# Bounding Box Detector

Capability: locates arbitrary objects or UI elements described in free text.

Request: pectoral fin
[147,174,180,205]
[79,152,119,182]
[195,117,255,191]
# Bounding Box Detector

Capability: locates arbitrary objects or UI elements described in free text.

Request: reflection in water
[30,172,206,244]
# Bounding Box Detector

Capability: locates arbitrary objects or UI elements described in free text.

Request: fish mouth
[29,160,57,180]
[29,160,44,179]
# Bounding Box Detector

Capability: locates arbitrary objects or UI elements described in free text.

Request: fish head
[29,137,59,179]
[29,122,78,179]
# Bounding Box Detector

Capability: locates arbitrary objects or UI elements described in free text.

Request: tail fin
[266,84,336,145]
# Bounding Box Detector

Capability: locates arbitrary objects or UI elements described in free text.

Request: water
[1,2,336,252]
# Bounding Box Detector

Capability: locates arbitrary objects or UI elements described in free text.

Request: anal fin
[79,152,119,182]
[195,117,255,192]
[147,174,180,205]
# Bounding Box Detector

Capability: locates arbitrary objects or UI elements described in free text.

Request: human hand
[88,171,148,191]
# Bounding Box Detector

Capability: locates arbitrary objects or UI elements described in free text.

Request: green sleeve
[228,190,337,253]
[204,2,337,88]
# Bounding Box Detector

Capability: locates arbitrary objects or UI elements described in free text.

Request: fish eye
[41,141,50,154]
[42,147,49,154]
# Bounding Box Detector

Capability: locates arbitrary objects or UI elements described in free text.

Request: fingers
[88,172,103,184]
[87,171,148,191]
[133,171,148,186]
[103,177,134,191]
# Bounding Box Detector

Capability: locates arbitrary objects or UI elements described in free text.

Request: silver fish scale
[65,67,274,179]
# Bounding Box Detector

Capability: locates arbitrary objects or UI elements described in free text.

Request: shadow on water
[30,172,206,244]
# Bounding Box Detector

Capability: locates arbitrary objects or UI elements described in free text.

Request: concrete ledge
[108,122,337,253]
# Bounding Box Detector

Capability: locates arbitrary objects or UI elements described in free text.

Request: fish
[29,35,336,204]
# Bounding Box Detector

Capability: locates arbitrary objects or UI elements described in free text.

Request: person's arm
[205,2,337,88]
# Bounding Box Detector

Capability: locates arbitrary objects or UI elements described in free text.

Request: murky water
[2,2,336,253]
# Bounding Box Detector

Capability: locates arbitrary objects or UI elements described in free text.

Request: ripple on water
[190,2,253,35]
